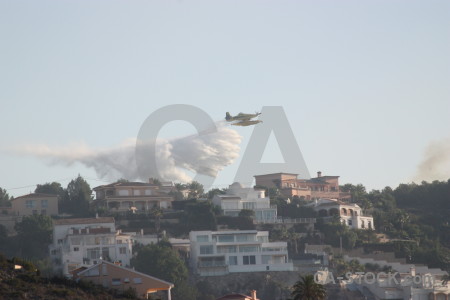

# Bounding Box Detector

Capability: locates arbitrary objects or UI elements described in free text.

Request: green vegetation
[131,242,197,300]
[0,187,12,207]
[290,274,327,300]
[341,180,450,271]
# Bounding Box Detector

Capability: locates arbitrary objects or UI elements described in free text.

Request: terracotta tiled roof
[10,193,58,202]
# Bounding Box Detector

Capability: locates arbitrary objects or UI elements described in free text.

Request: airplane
[225,112,261,122]
[231,119,263,126]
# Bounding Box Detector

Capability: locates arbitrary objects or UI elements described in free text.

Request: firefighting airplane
[225,112,262,126]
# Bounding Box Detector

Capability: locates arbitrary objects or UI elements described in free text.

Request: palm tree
[150,206,163,241]
[291,274,327,300]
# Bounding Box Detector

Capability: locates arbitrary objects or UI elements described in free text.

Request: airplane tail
[225,112,232,121]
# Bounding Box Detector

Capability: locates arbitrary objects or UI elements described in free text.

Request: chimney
[317,171,322,177]
[250,290,257,300]
[95,213,99,219]
[410,266,416,277]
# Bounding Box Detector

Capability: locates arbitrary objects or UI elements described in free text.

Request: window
[196,235,209,242]
[236,234,255,242]
[119,247,127,254]
[239,246,259,253]
[262,255,271,264]
[217,235,234,242]
[32,210,38,215]
[229,256,238,265]
[41,199,48,208]
[348,219,352,226]
[118,190,129,196]
[217,246,236,253]
[74,247,79,252]
[87,248,101,260]
[361,220,365,229]
[57,239,63,244]
[133,190,141,196]
[133,278,142,284]
[123,278,130,283]
[41,209,47,215]
[368,221,372,229]
[243,255,256,265]
[242,202,255,209]
[200,245,213,255]
[25,200,36,208]
[111,278,121,286]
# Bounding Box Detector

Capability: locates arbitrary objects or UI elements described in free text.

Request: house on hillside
[254,171,350,201]
[93,180,173,213]
[190,230,293,276]
[73,260,174,300]
[307,198,374,230]
[10,193,59,216]
[212,182,277,223]
[49,217,133,276]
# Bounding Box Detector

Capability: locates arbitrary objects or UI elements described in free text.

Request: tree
[182,201,217,232]
[188,181,204,199]
[0,187,11,207]
[35,182,64,197]
[131,243,196,299]
[151,206,163,236]
[14,214,53,259]
[291,274,326,300]
[62,175,92,216]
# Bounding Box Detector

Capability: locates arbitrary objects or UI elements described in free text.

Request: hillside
[0,254,139,300]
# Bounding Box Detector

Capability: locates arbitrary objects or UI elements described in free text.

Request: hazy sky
[1,0,449,197]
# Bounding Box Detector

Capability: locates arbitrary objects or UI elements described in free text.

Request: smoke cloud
[413,138,450,182]
[8,122,242,183]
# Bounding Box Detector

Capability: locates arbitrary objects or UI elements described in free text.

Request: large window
[243,255,256,265]
[217,246,236,253]
[229,256,238,265]
[119,247,126,254]
[217,235,234,242]
[196,235,209,242]
[41,199,48,208]
[242,202,256,209]
[236,234,255,242]
[200,245,214,255]
[87,248,101,260]
[239,245,259,253]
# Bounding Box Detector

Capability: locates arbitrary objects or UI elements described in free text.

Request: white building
[307,198,374,230]
[49,217,133,276]
[212,182,277,223]
[189,230,293,276]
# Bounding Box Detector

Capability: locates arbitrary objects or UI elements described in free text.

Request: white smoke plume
[8,122,242,183]
[413,138,450,182]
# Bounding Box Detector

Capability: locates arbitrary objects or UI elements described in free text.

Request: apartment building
[93,180,173,213]
[212,182,277,223]
[190,230,293,276]
[49,217,132,276]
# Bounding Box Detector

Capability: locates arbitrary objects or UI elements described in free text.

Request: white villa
[189,230,293,276]
[307,198,374,230]
[49,217,133,276]
[93,180,174,213]
[212,182,277,223]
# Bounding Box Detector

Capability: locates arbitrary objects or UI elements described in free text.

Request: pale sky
[1,0,449,197]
